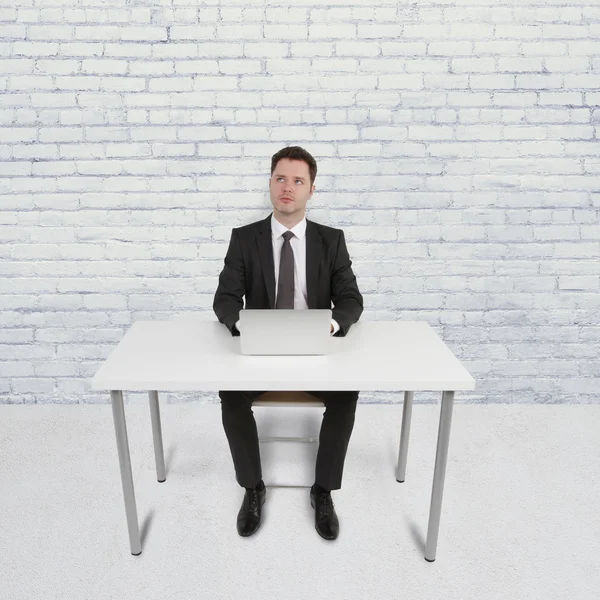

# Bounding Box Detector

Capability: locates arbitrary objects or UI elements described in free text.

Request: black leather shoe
[310,489,339,540]
[237,485,266,537]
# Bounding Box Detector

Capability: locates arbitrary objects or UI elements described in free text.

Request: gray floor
[1,402,598,600]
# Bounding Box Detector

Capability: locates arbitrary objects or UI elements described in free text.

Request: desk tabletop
[91,320,475,392]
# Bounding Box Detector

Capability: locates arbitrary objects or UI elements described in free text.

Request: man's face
[269,158,315,219]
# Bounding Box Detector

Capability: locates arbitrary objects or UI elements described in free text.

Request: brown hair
[270,146,317,187]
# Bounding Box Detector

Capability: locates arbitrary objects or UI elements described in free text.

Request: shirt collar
[271,212,306,241]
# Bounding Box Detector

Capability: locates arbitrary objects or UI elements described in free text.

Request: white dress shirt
[235,213,340,336]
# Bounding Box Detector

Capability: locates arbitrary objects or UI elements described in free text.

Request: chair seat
[253,391,325,407]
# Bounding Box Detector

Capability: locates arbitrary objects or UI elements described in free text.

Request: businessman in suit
[213,145,363,540]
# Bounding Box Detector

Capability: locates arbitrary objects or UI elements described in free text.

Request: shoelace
[315,492,334,518]
[247,490,260,512]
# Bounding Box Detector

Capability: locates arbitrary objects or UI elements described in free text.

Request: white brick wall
[1,1,599,405]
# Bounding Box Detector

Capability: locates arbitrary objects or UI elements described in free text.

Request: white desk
[91,320,475,561]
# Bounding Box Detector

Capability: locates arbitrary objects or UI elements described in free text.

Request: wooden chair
[252,391,325,488]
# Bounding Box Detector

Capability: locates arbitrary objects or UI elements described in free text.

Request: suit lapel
[257,215,276,308]
[256,213,322,309]
[305,219,322,309]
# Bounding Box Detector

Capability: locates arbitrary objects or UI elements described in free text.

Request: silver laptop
[239,309,332,355]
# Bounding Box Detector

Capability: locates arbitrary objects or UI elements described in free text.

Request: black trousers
[219,390,359,491]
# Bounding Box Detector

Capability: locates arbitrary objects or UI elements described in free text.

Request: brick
[357,23,404,38]
[148,77,193,92]
[103,43,151,58]
[264,24,308,40]
[521,41,567,56]
[129,61,174,76]
[0,59,34,74]
[152,43,198,59]
[100,77,145,92]
[35,59,79,75]
[174,60,217,75]
[427,40,473,56]
[309,23,355,39]
[59,42,103,57]
[27,25,73,40]
[515,74,563,89]
[39,127,83,143]
[496,25,542,39]
[13,42,59,56]
[75,26,120,41]
[0,127,36,143]
[169,25,215,40]
[217,23,263,40]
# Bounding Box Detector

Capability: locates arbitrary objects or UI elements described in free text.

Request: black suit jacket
[213,213,363,337]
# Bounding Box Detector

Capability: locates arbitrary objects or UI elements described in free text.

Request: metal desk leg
[396,390,414,482]
[148,391,166,483]
[110,390,142,556]
[425,390,455,562]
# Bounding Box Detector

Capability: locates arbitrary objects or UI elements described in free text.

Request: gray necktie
[275,230,295,309]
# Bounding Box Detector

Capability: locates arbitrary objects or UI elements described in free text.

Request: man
[213,145,363,540]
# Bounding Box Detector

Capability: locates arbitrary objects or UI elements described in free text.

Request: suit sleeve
[213,228,244,337]
[331,230,363,337]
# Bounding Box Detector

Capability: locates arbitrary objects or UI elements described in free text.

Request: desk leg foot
[148,390,166,483]
[424,390,454,563]
[396,390,414,483]
[110,390,142,556]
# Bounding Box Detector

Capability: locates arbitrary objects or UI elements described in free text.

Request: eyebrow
[274,173,306,181]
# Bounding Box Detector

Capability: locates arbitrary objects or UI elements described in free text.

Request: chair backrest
[253,391,325,407]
